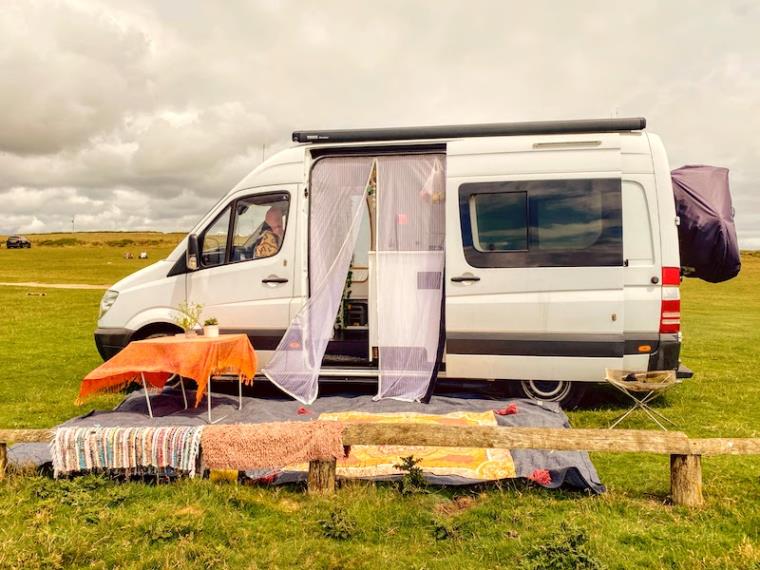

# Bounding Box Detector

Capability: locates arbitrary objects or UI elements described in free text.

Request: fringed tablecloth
[78,334,257,407]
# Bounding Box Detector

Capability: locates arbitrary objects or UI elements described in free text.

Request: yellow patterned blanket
[286,410,515,480]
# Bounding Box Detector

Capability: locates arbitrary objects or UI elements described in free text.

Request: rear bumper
[647,333,682,372]
[94,327,133,360]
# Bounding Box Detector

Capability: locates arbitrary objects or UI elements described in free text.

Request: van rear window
[460,179,622,268]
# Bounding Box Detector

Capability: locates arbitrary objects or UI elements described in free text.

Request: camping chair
[605,369,680,430]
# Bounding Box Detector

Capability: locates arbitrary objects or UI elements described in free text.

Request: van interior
[320,156,444,372]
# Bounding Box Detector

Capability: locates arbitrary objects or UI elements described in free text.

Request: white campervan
[95,117,686,407]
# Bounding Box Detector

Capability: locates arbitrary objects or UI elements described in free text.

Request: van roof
[292,117,646,144]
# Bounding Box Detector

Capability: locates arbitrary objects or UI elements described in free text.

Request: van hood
[110,260,175,293]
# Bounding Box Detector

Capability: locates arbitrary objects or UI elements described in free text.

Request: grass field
[0,232,182,286]
[0,238,758,569]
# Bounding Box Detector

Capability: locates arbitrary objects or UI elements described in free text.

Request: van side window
[470,192,528,251]
[231,194,290,262]
[531,184,604,251]
[200,206,231,268]
[460,179,622,268]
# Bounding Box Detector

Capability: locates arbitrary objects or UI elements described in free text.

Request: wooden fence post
[0,442,7,481]
[308,458,336,495]
[670,454,703,507]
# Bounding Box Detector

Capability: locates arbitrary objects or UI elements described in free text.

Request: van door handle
[451,275,480,283]
[262,276,289,284]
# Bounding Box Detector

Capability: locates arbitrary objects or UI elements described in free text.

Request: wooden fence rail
[1,426,758,508]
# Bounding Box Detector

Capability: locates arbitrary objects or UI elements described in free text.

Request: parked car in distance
[6,235,31,249]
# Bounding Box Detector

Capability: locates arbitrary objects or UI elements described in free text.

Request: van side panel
[620,133,663,371]
[647,134,680,268]
[646,133,682,370]
[445,134,626,382]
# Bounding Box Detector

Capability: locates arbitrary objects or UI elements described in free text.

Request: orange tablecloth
[79,334,257,407]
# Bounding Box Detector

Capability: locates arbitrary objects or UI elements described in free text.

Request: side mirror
[187,234,200,271]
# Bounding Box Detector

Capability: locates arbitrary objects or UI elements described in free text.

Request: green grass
[0,287,121,426]
[0,232,181,285]
[0,242,758,569]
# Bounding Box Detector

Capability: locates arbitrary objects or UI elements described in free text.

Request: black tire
[133,324,182,341]
[514,379,588,409]
[145,332,172,340]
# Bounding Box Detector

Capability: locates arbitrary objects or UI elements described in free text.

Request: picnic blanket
[283,411,516,480]
[78,334,257,407]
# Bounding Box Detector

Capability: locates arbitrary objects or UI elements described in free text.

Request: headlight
[99,290,119,319]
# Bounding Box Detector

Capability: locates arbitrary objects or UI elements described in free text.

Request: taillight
[660,299,681,333]
[662,266,681,286]
[660,266,681,333]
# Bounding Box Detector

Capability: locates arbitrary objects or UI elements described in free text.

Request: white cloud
[0,0,758,247]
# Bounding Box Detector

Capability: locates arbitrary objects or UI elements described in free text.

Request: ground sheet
[10,386,605,493]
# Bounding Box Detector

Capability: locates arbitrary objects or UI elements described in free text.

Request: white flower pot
[204,325,219,337]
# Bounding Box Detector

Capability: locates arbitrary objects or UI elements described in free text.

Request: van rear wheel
[517,380,587,409]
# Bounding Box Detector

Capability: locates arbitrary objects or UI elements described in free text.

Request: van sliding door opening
[264,153,447,404]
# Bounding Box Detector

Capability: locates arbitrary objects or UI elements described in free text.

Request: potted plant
[203,317,219,338]
[173,301,203,337]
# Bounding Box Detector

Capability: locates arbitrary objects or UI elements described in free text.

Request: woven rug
[51,426,203,478]
[284,410,516,480]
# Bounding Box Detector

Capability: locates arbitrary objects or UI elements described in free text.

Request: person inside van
[253,206,284,258]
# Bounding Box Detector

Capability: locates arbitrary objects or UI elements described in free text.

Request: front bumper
[94,327,133,360]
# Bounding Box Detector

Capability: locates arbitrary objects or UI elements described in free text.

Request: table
[79,334,257,423]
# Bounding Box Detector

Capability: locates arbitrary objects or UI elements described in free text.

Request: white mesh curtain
[374,155,446,401]
[264,157,374,404]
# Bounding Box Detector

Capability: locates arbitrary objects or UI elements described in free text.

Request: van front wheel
[134,323,182,341]
[517,380,587,409]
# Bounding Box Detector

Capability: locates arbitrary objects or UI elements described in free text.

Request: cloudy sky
[2,0,759,246]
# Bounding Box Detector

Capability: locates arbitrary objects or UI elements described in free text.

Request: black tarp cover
[671,165,740,283]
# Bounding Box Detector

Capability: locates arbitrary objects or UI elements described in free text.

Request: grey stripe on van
[220,329,287,351]
[222,329,663,358]
[446,332,661,358]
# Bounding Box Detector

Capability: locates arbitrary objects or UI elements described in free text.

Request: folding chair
[605,369,680,430]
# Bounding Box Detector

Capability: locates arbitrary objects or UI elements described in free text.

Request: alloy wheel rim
[521,379,572,402]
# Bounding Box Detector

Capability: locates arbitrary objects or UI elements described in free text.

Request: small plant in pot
[203,317,219,338]
[173,301,203,337]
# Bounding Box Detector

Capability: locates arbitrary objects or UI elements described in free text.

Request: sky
[2,0,759,246]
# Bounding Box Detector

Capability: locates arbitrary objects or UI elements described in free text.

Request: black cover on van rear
[671,165,740,283]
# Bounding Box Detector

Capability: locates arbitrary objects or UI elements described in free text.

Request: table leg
[207,374,212,423]
[179,377,188,410]
[141,372,154,419]
[205,375,229,424]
